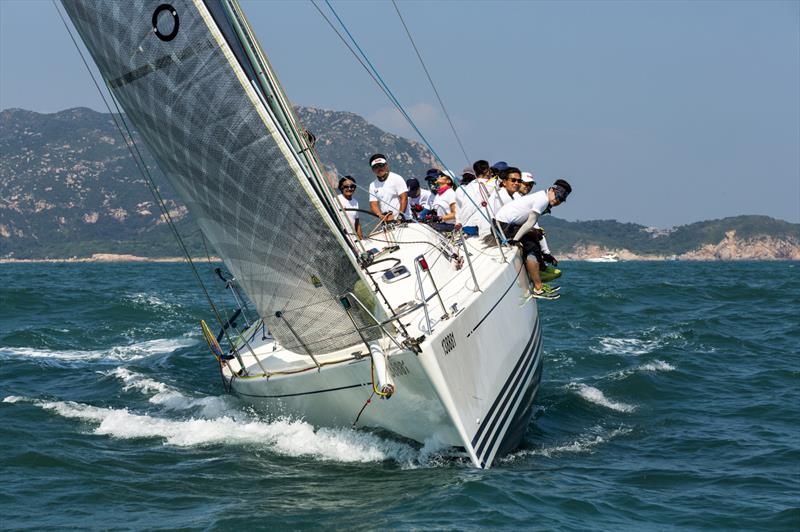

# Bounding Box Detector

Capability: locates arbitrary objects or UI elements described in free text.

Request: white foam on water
[0,338,196,364]
[592,337,660,356]
[567,383,636,413]
[505,426,633,460]
[3,395,421,465]
[606,359,677,380]
[125,292,179,310]
[639,360,676,372]
[108,367,229,417]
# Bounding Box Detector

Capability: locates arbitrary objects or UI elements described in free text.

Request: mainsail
[62,0,380,355]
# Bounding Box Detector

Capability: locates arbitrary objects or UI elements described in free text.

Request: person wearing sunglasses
[488,166,523,216]
[519,171,535,196]
[336,175,363,240]
[495,179,572,299]
[368,153,408,222]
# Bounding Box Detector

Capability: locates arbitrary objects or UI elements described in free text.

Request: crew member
[336,175,363,240]
[495,179,572,298]
[407,177,433,219]
[488,166,522,215]
[519,172,535,196]
[368,153,408,221]
[431,171,457,231]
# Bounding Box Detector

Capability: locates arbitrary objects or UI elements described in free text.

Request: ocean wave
[591,337,661,356]
[606,359,677,380]
[503,426,633,461]
[639,360,676,372]
[124,292,180,311]
[3,395,421,465]
[108,367,230,418]
[0,338,196,364]
[591,327,684,356]
[567,383,636,413]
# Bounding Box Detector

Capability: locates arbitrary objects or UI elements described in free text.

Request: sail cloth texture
[63,0,379,355]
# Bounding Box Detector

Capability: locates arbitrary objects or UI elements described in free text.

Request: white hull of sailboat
[226,243,544,468]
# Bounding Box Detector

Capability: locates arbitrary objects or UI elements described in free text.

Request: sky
[1,0,798,228]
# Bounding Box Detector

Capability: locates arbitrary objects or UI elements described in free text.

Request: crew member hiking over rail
[495,179,572,300]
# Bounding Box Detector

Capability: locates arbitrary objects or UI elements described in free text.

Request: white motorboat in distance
[586,253,620,263]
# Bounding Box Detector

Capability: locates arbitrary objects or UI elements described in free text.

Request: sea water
[1,261,798,530]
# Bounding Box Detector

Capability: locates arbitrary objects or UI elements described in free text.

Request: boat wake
[566,382,636,413]
[3,368,454,468]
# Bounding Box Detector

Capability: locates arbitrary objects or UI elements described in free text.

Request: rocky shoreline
[562,231,800,261]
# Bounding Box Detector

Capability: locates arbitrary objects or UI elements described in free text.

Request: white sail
[62,0,379,355]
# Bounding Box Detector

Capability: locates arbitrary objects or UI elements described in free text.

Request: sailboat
[62,0,545,468]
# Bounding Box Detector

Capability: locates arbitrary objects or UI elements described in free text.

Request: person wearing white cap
[368,153,408,221]
[519,172,535,196]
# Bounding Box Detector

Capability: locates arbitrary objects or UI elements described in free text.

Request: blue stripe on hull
[472,323,543,467]
[471,324,538,450]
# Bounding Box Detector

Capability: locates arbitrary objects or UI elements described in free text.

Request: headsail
[62,0,380,355]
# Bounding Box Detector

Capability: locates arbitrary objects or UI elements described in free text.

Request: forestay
[62,0,380,356]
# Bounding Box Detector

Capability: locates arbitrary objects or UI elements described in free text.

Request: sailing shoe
[541,283,560,294]
[531,288,560,301]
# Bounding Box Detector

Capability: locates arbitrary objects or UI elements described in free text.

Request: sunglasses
[372,163,387,169]
[506,178,522,183]
[553,186,568,202]
[341,185,356,191]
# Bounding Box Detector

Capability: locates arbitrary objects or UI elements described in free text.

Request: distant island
[1,107,798,261]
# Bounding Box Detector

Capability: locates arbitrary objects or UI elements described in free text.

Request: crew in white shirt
[488,166,523,215]
[456,159,495,236]
[519,172,535,195]
[368,153,408,221]
[336,175,363,240]
[406,178,433,218]
[431,171,457,223]
[495,179,572,298]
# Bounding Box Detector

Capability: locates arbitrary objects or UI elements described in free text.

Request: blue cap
[426,168,443,178]
[406,178,420,190]
[491,161,509,172]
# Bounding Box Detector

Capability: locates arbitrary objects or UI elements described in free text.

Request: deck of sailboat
[223,221,512,377]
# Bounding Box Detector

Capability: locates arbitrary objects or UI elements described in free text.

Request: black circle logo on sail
[152,4,179,42]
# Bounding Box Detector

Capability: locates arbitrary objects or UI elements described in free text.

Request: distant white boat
[586,253,620,263]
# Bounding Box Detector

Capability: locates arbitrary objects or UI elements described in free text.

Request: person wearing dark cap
[490,161,509,179]
[461,166,476,186]
[495,179,572,299]
[368,153,408,221]
[424,168,442,191]
[406,177,433,219]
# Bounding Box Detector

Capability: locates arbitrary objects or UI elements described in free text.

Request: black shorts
[496,221,544,261]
